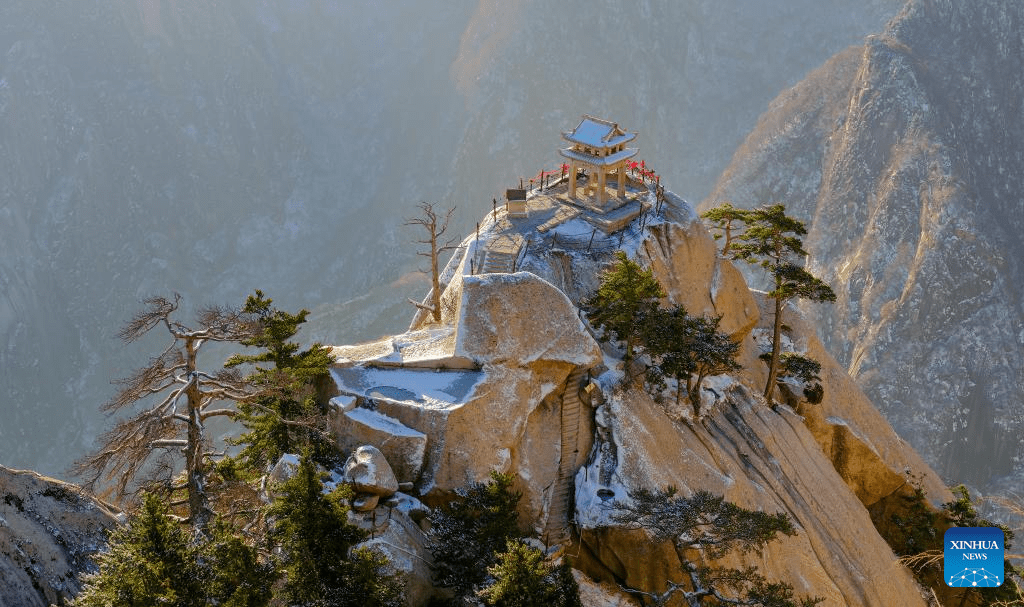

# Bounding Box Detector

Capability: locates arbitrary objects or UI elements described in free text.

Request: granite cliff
[2,178,954,606]
[705,0,1024,495]
[327,177,949,605]
[0,466,119,606]
[0,0,906,479]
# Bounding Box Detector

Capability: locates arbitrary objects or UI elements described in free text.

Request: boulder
[351,493,436,606]
[344,445,399,497]
[332,406,427,484]
[639,220,759,341]
[451,271,602,367]
[0,466,119,607]
[352,494,380,512]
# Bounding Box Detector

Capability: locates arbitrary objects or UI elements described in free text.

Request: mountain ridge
[705,0,1024,494]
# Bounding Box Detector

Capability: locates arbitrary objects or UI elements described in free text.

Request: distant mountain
[0,0,903,477]
[705,0,1024,494]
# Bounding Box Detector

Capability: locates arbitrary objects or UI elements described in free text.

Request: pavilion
[559,115,638,208]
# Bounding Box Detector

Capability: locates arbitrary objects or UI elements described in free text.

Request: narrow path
[544,367,587,543]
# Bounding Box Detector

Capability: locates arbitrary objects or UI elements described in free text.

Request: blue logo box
[945,527,1004,587]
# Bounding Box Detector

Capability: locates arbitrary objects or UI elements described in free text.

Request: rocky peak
[327,176,948,605]
[705,0,1024,495]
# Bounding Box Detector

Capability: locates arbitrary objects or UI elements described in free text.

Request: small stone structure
[505,188,527,217]
[559,115,638,208]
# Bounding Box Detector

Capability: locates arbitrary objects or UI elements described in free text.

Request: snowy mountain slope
[705,0,1024,494]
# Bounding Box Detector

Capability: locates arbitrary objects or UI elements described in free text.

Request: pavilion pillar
[598,168,607,206]
[568,160,577,199]
[616,163,625,198]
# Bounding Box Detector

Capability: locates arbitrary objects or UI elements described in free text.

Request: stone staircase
[481,250,516,273]
[544,367,587,543]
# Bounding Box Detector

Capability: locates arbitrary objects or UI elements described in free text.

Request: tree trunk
[430,230,442,323]
[183,338,212,534]
[763,292,783,406]
[687,375,699,417]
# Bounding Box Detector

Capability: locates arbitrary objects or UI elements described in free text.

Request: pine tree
[202,520,277,607]
[75,495,205,607]
[705,204,835,405]
[268,453,403,607]
[72,294,260,534]
[225,290,336,471]
[74,495,274,607]
[759,352,824,404]
[478,540,582,607]
[428,471,522,599]
[641,306,741,416]
[405,202,458,324]
[611,488,822,606]
[585,251,666,360]
[701,202,749,256]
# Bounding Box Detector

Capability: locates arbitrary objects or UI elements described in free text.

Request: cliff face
[327,182,947,605]
[0,0,906,479]
[0,466,119,606]
[705,0,1024,494]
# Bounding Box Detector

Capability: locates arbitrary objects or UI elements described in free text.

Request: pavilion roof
[559,145,638,166]
[562,115,636,148]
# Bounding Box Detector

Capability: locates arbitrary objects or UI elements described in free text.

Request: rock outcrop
[575,384,928,606]
[705,0,1024,495]
[328,259,603,530]
[0,466,119,607]
[328,182,949,605]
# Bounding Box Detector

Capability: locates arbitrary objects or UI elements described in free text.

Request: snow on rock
[343,445,399,497]
[574,380,928,607]
[0,466,119,607]
[573,569,642,607]
[329,394,358,413]
[351,493,435,606]
[269,453,301,484]
[323,185,951,605]
[638,219,759,341]
[452,271,602,367]
[332,407,427,484]
[705,0,1024,496]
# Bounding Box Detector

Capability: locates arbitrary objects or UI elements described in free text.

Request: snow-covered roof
[562,115,636,148]
[559,145,638,166]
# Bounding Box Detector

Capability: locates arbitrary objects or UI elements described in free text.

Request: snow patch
[345,408,425,439]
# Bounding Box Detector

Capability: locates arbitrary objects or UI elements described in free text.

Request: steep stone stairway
[481,250,516,273]
[544,367,587,543]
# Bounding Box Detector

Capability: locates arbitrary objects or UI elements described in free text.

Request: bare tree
[73,294,259,534]
[405,202,457,324]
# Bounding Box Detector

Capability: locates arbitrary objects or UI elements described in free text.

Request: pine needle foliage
[585,251,665,360]
[611,487,822,606]
[74,494,274,607]
[226,290,337,470]
[641,306,741,416]
[702,204,834,405]
[758,352,824,404]
[428,471,522,599]
[478,540,582,607]
[267,453,404,607]
[886,483,1024,606]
